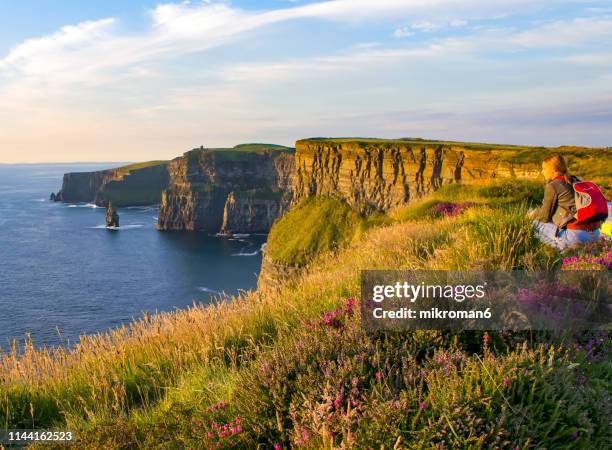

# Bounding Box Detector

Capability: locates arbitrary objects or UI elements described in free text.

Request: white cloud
[512,17,612,48]
[450,19,468,27]
[411,21,443,32]
[393,27,414,38]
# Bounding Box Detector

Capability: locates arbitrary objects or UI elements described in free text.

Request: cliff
[53,161,169,207]
[157,144,295,234]
[292,138,553,214]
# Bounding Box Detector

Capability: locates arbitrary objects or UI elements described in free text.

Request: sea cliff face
[53,162,169,207]
[157,145,294,234]
[292,139,544,214]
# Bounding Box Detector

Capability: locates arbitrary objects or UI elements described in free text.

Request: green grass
[300,137,608,154]
[115,160,168,175]
[267,180,545,268]
[1,178,609,449]
[232,143,294,152]
[266,196,363,267]
[185,144,294,162]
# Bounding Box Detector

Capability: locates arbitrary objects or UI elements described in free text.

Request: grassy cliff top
[232,143,294,152]
[115,160,168,174]
[187,143,294,154]
[183,143,294,162]
[298,137,608,153]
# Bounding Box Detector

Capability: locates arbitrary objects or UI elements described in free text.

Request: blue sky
[0,0,611,162]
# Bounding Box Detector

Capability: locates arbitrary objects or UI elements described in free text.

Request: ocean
[0,164,265,350]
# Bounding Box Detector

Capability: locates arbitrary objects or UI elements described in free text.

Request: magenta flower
[562,242,612,270]
[430,201,476,218]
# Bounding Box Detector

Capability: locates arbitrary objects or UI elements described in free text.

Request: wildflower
[562,242,612,270]
[324,312,333,325]
[375,371,382,381]
[419,401,427,410]
[431,202,476,218]
[503,377,510,387]
[570,431,579,441]
[274,445,282,450]
[483,332,490,347]
[344,297,356,312]
[333,393,342,409]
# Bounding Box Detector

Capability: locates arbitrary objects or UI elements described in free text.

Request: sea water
[0,164,265,350]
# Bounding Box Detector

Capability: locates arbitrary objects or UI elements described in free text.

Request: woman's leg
[533,221,563,249]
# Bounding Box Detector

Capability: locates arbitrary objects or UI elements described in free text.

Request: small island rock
[106,202,120,228]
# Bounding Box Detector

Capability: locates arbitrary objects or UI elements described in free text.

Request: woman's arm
[531,182,557,223]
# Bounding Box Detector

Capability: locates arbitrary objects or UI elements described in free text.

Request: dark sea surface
[0,164,265,350]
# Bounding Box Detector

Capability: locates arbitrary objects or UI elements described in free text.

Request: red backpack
[572,181,608,224]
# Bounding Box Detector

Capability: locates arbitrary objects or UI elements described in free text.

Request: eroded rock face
[157,147,294,233]
[292,139,543,213]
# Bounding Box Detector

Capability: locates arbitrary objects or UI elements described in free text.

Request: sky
[0,0,611,163]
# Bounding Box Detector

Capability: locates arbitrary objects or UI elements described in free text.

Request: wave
[126,206,158,212]
[197,286,221,294]
[232,244,265,257]
[232,250,259,256]
[89,224,144,230]
[67,203,100,209]
[232,233,251,238]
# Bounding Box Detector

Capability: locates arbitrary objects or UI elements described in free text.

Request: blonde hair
[543,153,571,183]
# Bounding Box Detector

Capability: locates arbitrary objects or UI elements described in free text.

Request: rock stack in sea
[106,202,120,228]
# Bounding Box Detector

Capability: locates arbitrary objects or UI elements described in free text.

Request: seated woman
[527,154,603,250]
